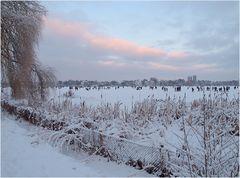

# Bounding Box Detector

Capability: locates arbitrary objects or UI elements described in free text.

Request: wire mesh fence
[68,125,176,176]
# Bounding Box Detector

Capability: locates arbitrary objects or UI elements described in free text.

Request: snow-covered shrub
[170,94,239,177]
[131,96,158,123]
[158,95,187,126]
[46,127,91,152]
[42,95,190,141]
[113,102,122,119]
[63,89,75,97]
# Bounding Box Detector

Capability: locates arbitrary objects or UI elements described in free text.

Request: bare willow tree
[1,1,56,102]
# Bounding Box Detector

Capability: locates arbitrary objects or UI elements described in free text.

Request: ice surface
[49,86,239,108]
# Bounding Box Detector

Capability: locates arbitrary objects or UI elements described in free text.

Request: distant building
[187,75,197,85]
[188,76,193,82]
[193,75,197,82]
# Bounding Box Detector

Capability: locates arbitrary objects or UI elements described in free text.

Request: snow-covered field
[49,86,239,107]
[1,112,152,177]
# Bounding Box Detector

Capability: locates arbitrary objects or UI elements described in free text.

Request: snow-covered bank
[1,85,239,177]
[1,112,152,177]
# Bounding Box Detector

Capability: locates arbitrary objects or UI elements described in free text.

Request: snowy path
[1,112,152,177]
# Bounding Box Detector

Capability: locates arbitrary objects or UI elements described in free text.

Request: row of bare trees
[1,1,56,103]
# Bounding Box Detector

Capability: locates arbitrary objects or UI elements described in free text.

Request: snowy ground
[49,86,239,108]
[1,86,239,177]
[1,112,152,177]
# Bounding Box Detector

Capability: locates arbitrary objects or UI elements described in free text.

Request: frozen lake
[49,86,239,108]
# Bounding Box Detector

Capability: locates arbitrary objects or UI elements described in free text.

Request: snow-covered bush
[63,89,75,98]
[169,94,239,177]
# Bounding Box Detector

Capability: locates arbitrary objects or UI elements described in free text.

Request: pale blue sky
[38,1,239,81]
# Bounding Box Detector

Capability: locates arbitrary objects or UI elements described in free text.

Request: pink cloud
[167,51,188,59]
[43,17,92,38]
[146,62,179,71]
[98,60,126,68]
[146,62,218,72]
[44,17,187,59]
[191,64,219,72]
[90,36,165,57]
